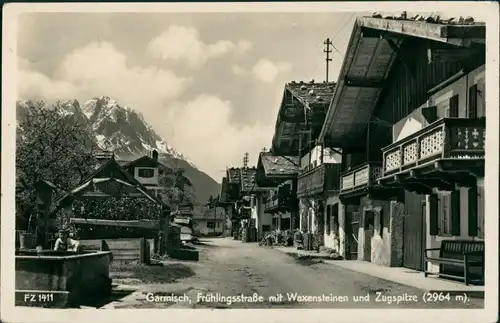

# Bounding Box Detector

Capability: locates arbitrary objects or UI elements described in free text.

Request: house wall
[425,178,485,273]
[323,195,345,257]
[387,65,486,272]
[193,219,224,235]
[392,65,486,142]
[255,195,273,239]
[347,197,403,267]
[133,167,159,186]
[299,198,315,233]
[301,146,342,170]
[375,38,484,126]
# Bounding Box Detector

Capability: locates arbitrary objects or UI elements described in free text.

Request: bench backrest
[440,240,484,256]
[439,240,484,280]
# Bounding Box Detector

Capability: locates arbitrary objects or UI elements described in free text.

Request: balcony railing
[297,163,342,198]
[381,118,485,177]
[265,193,279,211]
[340,162,383,194]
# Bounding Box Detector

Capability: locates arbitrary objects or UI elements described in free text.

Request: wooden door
[403,191,425,271]
[349,211,360,260]
[364,211,375,262]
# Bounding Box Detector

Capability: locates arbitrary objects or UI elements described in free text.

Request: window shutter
[429,195,439,236]
[379,210,384,237]
[449,94,459,118]
[326,205,331,233]
[422,105,438,124]
[468,84,478,119]
[450,190,461,236]
[468,185,478,236]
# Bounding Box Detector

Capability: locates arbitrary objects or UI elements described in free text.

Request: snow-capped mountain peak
[81,97,197,168]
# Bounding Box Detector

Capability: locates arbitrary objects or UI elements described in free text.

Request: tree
[16,100,98,230]
[157,162,196,212]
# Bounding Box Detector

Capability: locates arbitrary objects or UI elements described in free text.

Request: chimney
[151,149,159,161]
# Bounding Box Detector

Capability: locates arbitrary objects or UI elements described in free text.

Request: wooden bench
[424,240,484,285]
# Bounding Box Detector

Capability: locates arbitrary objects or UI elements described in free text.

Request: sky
[16,8,491,181]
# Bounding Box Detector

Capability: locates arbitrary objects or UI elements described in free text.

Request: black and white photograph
[2,2,498,323]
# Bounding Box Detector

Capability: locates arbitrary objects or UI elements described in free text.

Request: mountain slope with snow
[16,97,221,205]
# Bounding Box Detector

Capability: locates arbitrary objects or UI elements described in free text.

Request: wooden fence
[79,238,155,264]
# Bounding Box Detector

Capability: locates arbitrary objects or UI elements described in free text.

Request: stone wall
[389,201,405,267]
[351,197,403,267]
[323,195,345,257]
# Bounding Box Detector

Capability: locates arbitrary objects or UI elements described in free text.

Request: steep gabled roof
[318,13,486,149]
[121,155,193,187]
[271,81,336,156]
[227,167,242,184]
[52,158,167,213]
[258,152,300,177]
[240,167,257,193]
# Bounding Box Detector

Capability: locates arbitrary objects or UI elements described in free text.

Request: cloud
[231,59,292,83]
[147,25,252,68]
[18,41,191,112]
[252,59,292,83]
[166,94,274,179]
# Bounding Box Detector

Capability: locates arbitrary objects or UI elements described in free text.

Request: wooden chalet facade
[317,15,486,273]
[51,153,173,252]
[271,81,338,245]
[256,152,300,231]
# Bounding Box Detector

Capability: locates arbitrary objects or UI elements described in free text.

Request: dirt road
[105,238,483,309]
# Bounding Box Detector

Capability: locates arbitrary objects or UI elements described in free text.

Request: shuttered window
[332,204,339,234]
[450,190,461,236]
[429,195,439,236]
[379,210,384,238]
[468,84,478,119]
[449,94,459,118]
[434,191,461,236]
[325,205,331,234]
[468,185,478,237]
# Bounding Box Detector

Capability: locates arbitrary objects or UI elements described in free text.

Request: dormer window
[138,168,155,178]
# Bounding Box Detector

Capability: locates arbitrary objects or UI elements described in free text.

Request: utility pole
[243,152,249,168]
[324,38,333,82]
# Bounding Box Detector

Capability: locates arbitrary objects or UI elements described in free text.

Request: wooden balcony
[339,162,396,203]
[264,186,295,213]
[297,163,341,198]
[379,118,485,194]
[264,193,279,213]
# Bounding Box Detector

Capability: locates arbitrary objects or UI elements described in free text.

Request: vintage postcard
[2,1,499,323]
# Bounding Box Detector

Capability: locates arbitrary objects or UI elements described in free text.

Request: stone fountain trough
[15,249,113,308]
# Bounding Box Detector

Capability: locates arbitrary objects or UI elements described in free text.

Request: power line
[331,13,356,43]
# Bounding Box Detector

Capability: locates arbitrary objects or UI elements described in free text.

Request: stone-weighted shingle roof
[259,152,300,177]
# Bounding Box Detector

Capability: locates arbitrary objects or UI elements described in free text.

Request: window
[207,221,215,229]
[438,194,452,235]
[437,191,461,236]
[138,168,155,178]
[332,204,339,235]
[449,94,459,117]
[325,206,331,233]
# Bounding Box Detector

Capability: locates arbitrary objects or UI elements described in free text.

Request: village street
[105,238,483,309]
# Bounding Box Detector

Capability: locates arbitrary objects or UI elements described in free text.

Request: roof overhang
[256,153,300,187]
[271,84,333,156]
[318,17,485,150]
[356,17,486,47]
